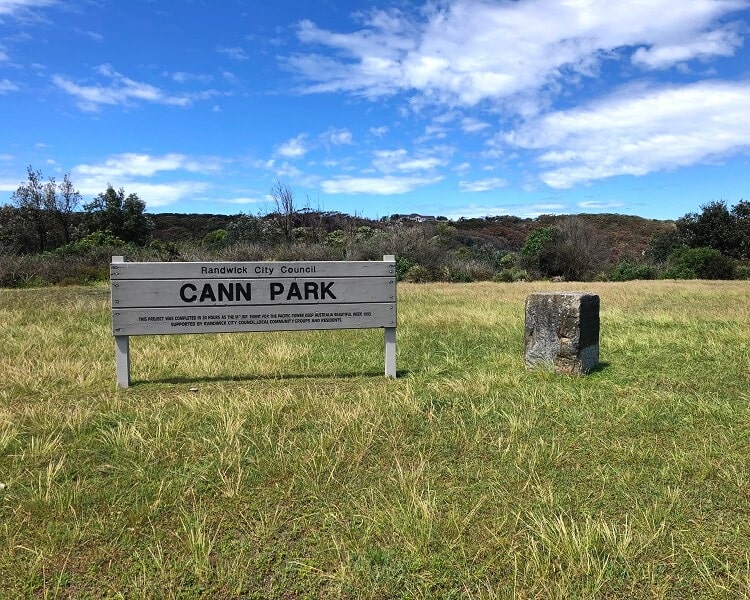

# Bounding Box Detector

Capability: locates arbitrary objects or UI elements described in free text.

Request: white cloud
[321,175,442,195]
[461,117,491,134]
[369,125,389,137]
[578,200,626,210]
[459,177,507,192]
[121,182,210,208]
[0,0,58,16]
[372,148,445,173]
[632,24,742,69]
[73,153,221,179]
[507,80,750,188]
[0,78,19,93]
[423,124,447,138]
[169,71,214,84]
[222,196,265,205]
[75,28,103,42]
[276,134,309,158]
[272,161,303,179]
[443,205,512,220]
[443,202,567,220]
[322,128,353,145]
[70,153,220,208]
[217,46,248,60]
[53,64,220,111]
[0,179,20,192]
[286,0,747,110]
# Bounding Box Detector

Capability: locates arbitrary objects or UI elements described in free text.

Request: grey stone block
[525,292,600,375]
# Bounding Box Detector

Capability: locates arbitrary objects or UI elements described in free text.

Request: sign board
[111,256,397,387]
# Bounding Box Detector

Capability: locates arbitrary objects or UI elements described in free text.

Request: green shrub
[51,231,127,256]
[521,227,556,259]
[443,266,473,283]
[493,268,529,283]
[395,256,415,281]
[202,229,228,248]
[403,264,431,283]
[324,230,348,249]
[498,252,518,270]
[148,239,181,261]
[610,260,657,281]
[662,247,735,280]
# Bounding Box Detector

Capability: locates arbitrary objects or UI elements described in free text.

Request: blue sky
[1,0,749,220]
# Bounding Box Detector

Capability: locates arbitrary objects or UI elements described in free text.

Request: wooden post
[112,256,130,388]
[384,255,397,378]
[115,335,130,388]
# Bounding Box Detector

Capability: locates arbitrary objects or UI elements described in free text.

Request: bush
[498,252,518,270]
[662,247,735,280]
[50,231,127,256]
[610,260,657,281]
[520,219,610,281]
[395,256,415,281]
[324,230,348,249]
[148,240,181,261]
[493,268,529,282]
[202,229,228,248]
[403,264,432,283]
[0,253,110,287]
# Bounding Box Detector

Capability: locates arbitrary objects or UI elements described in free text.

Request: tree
[0,205,37,254]
[521,218,610,280]
[646,227,685,263]
[11,166,53,252]
[730,200,750,260]
[675,200,749,260]
[268,180,296,243]
[53,174,81,245]
[7,167,82,252]
[225,214,265,244]
[83,185,153,245]
[663,247,735,280]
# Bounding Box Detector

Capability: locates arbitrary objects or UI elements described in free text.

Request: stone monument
[524,292,600,375]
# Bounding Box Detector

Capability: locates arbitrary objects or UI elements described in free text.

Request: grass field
[1,280,749,598]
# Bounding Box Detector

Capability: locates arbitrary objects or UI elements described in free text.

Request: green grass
[1,280,749,598]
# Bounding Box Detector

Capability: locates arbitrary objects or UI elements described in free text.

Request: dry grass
[0,280,749,598]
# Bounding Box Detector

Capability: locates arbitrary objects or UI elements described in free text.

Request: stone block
[524,292,600,375]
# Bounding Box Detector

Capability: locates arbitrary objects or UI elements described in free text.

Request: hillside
[150,211,674,262]
[451,213,674,261]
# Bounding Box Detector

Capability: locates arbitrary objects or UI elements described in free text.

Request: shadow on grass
[131,369,413,386]
[588,361,611,375]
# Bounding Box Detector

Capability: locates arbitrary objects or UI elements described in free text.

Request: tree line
[0,166,748,286]
[0,166,152,254]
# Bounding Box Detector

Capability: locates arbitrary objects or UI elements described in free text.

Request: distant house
[405,214,437,223]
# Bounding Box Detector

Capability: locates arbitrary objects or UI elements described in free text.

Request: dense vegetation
[1,167,748,286]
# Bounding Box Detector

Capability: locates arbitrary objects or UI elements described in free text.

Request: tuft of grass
[0,280,749,597]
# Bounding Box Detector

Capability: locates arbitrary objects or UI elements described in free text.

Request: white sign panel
[110,257,397,386]
[112,277,395,310]
[113,302,395,335]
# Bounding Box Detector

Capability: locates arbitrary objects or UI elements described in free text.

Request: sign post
[112,256,131,387]
[111,255,397,387]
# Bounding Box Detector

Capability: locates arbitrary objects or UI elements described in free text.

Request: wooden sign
[111,256,397,387]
